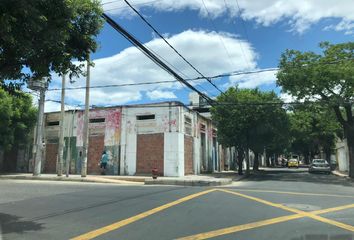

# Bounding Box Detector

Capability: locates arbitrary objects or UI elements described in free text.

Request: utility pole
[57,74,66,176]
[81,57,90,177]
[29,78,48,176]
[66,108,76,177]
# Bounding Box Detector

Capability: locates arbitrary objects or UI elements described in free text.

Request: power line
[46,68,279,91]
[223,0,252,69]
[101,13,215,105]
[234,0,250,44]
[103,0,163,12]
[200,0,239,69]
[123,0,224,94]
[44,99,354,111]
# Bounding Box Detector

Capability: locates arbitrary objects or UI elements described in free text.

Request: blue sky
[44,0,354,112]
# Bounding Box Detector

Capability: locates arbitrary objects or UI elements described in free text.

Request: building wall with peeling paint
[20,102,223,177]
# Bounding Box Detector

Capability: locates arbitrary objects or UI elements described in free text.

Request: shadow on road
[243,169,354,187]
[0,213,44,234]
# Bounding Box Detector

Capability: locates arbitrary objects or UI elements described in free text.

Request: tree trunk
[245,149,250,175]
[253,152,259,171]
[265,155,270,167]
[237,150,244,175]
[346,127,354,178]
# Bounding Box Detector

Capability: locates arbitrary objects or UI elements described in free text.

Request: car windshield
[313,159,327,164]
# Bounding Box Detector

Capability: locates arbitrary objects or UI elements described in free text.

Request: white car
[308,159,331,174]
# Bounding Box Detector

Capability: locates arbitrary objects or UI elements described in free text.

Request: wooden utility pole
[57,74,66,176]
[81,57,90,177]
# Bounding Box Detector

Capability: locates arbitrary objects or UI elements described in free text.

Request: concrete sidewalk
[0,173,144,185]
[0,171,244,186]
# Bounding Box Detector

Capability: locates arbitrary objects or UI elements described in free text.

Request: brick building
[26,101,226,177]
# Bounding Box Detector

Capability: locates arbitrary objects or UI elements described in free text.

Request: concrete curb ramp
[145,178,232,186]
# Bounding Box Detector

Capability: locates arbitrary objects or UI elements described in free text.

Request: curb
[144,178,232,186]
[331,171,350,179]
[0,175,142,185]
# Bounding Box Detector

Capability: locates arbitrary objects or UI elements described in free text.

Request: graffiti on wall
[76,109,122,147]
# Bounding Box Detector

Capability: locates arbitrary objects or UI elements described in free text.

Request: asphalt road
[1,168,353,240]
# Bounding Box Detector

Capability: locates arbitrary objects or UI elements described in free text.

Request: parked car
[287,159,299,168]
[308,159,331,174]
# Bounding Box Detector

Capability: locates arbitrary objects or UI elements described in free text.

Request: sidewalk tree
[211,87,289,174]
[0,0,103,90]
[288,105,341,164]
[277,42,354,177]
[0,89,36,152]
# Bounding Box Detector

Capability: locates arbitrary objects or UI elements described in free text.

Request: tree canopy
[0,89,37,151]
[0,0,103,90]
[288,105,341,163]
[211,87,289,173]
[277,41,354,177]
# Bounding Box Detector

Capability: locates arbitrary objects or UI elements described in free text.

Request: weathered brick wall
[87,135,105,174]
[184,135,194,175]
[136,133,164,175]
[45,143,58,173]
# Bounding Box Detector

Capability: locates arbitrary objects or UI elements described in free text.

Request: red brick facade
[44,143,58,173]
[184,135,194,175]
[136,133,164,175]
[87,135,105,174]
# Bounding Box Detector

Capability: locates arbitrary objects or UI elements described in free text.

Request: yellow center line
[178,189,354,240]
[231,188,354,198]
[70,189,216,240]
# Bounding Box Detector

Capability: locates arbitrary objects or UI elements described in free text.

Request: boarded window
[184,116,192,135]
[89,118,105,123]
[47,121,59,126]
[137,114,155,120]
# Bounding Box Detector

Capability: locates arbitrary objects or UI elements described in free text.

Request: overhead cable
[101,13,215,105]
[123,0,224,94]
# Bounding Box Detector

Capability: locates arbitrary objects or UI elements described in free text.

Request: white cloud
[146,90,177,100]
[227,69,278,89]
[102,0,354,34]
[324,20,354,35]
[45,29,256,110]
[279,92,296,103]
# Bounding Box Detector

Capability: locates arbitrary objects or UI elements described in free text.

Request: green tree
[277,42,354,177]
[211,87,289,174]
[288,105,341,164]
[0,89,37,153]
[0,88,14,150]
[0,0,103,89]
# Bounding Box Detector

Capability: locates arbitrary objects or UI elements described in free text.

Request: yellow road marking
[71,189,216,240]
[311,203,354,215]
[177,214,304,240]
[190,189,354,238]
[232,188,354,198]
[219,189,354,231]
[218,189,303,214]
[177,203,354,240]
[179,190,354,240]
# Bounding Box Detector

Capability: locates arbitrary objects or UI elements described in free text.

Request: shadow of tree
[243,169,354,187]
[0,213,44,235]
